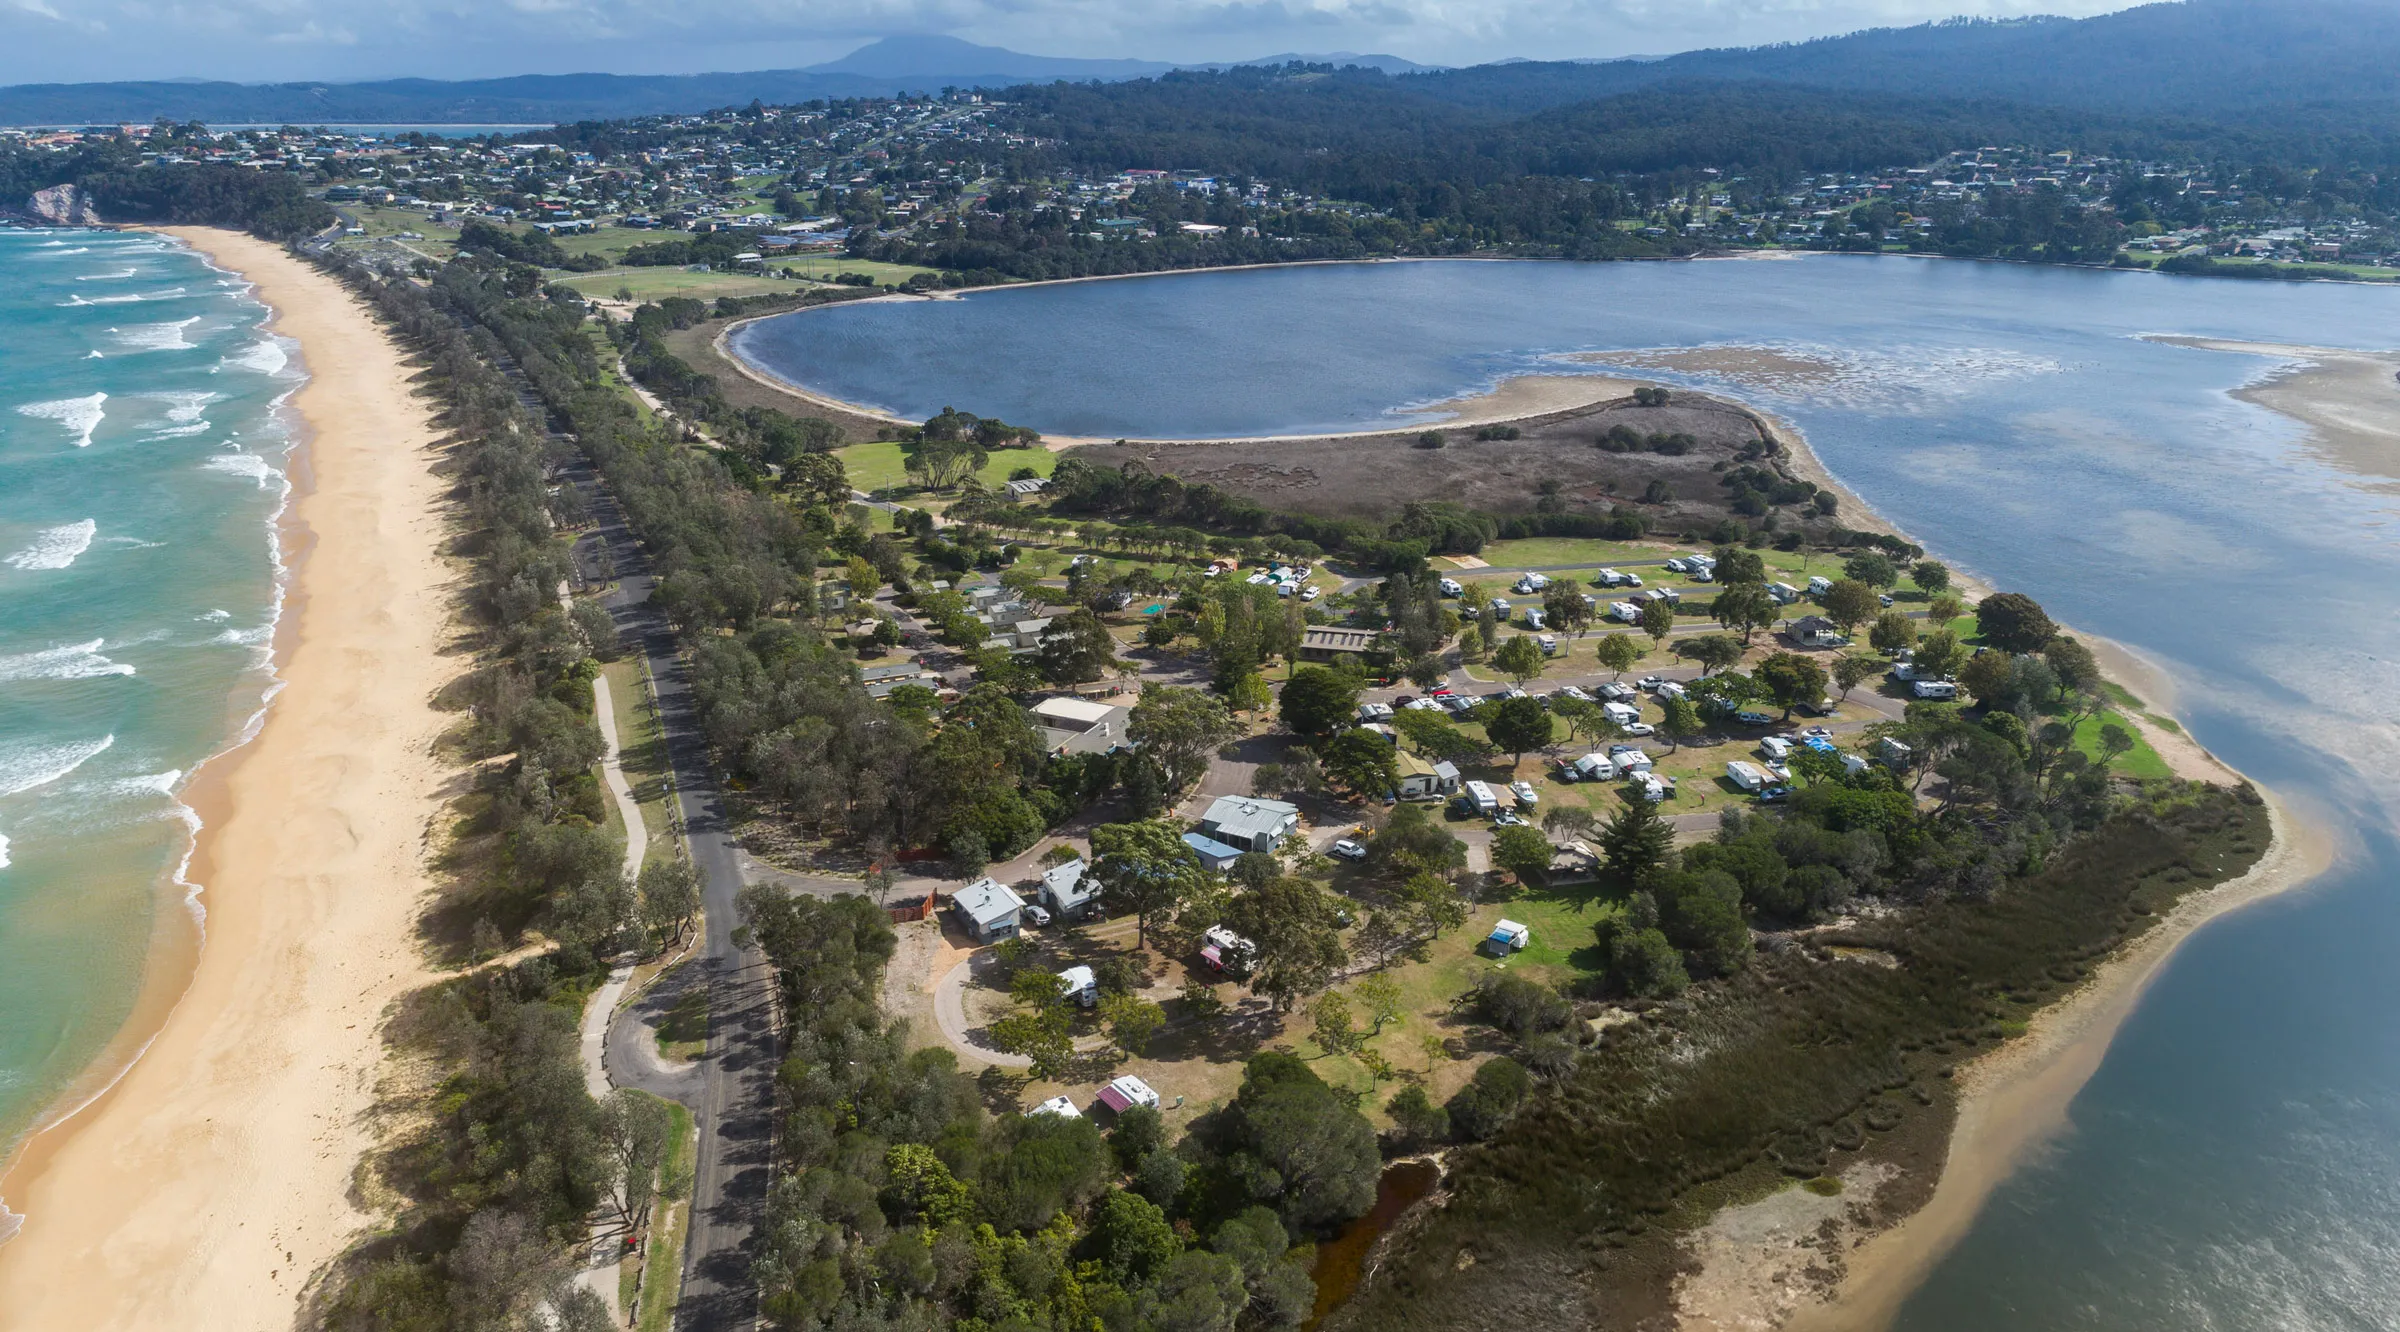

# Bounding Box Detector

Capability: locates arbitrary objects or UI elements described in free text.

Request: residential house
[1197,795,1300,852]
[1004,477,1051,498]
[1031,695,1133,756]
[952,877,1026,943]
[1790,616,1850,648]
[1393,749,1446,800]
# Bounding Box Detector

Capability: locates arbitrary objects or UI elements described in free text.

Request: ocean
[0,228,298,1223]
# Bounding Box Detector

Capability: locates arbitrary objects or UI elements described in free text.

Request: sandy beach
[1774,795,2332,1332]
[0,229,453,1329]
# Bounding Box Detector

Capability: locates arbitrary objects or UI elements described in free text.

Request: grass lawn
[655,974,709,1061]
[560,266,800,302]
[543,225,669,263]
[601,660,676,857]
[631,1097,697,1332]
[835,440,1060,494]
[772,255,943,286]
[1451,537,1665,570]
[2074,708,2174,780]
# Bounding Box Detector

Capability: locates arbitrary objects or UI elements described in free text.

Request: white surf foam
[103,770,184,799]
[0,639,135,683]
[199,608,230,622]
[150,390,215,424]
[38,246,91,256]
[201,451,278,486]
[221,337,290,377]
[75,268,138,281]
[60,288,187,307]
[0,734,116,798]
[15,393,107,448]
[145,423,210,440]
[0,830,10,871]
[112,317,202,352]
[4,520,98,571]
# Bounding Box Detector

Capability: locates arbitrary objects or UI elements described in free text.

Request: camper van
[1725,761,1774,793]
[1439,577,1464,597]
[1522,607,1547,631]
[1911,679,1959,700]
[1807,575,1834,596]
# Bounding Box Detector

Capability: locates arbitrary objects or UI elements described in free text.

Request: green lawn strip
[631,1097,698,1332]
[833,440,1059,493]
[559,266,797,302]
[2074,709,2174,780]
[2103,681,2183,734]
[770,255,944,286]
[600,660,675,857]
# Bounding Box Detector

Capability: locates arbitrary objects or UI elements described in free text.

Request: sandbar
[0,229,453,1330]
[2146,335,2400,489]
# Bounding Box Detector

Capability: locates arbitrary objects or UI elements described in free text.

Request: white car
[1023,904,1053,927]
[1554,685,1592,702]
[1509,780,1540,807]
[1621,722,1657,737]
[1301,586,1322,601]
[1330,838,1368,861]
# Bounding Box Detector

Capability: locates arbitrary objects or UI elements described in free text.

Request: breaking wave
[4,520,98,571]
[0,639,136,683]
[112,317,203,352]
[15,393,107,448]
[0,734,116,799]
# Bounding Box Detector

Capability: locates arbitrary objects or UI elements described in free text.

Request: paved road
[564,456,781,1332]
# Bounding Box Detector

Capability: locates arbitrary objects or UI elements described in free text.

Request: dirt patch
[1067,392,1824,534]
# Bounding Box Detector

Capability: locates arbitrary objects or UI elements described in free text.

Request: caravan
[1460,780,1502,817]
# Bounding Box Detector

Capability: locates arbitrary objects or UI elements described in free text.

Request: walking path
[594,672,649,880]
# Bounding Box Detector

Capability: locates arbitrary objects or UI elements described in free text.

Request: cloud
[0,0,2148,84]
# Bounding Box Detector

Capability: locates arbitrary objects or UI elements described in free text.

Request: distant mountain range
[4,2,2394,129]
[0,36,1441,127]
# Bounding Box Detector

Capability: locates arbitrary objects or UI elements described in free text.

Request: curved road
[565,455,782,1332]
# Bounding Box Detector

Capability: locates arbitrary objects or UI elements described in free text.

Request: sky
[0,0,2152,86]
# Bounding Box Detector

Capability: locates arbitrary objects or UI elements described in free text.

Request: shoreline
[0,229,454,1329]
[1776,794,2332,1332]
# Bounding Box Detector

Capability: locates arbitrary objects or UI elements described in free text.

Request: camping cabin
[1198,795,1300,852]
[1181,831,1245,872]
[952,877,1026,943]
[1039,859,1101,922]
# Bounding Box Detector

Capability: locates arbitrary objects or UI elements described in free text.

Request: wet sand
[0,230,453,1330]
[2146,335,2400,489]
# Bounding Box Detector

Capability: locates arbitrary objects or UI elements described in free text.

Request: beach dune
[0,230,452,1330]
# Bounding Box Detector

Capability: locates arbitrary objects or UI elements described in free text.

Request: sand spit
[0,229,453,1331]
[2146,335,2400,489]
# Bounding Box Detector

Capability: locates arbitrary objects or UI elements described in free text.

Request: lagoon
[736,255,2400,1327]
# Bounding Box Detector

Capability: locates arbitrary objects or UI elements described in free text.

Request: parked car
[1330,838,1368,861]
[1734,710,1777,726]
[1429,685,1454,697]
[1492,810,1528,828]
[1637,675,1666,692]
[1023,904,1053,927]
[1621,722,1657,737]
[1302,586,1322,601]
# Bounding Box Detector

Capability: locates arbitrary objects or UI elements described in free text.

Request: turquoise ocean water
[0,229,298,1234]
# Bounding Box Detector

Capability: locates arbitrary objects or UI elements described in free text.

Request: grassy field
[561,266,803,302]
[771,255,943,286]
[834,440,1060,493]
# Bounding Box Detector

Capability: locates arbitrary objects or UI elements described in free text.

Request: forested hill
[1402,0,2400,118]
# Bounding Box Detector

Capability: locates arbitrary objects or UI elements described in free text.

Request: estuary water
[737,255,2400,1328]
[0,230,297,1213]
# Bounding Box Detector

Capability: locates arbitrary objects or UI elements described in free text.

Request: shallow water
[736,255,2400,1327]
[0,231,295,1176]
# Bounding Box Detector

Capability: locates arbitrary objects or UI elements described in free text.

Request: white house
[952,877,1026,943]
[1197,795,1300,852]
